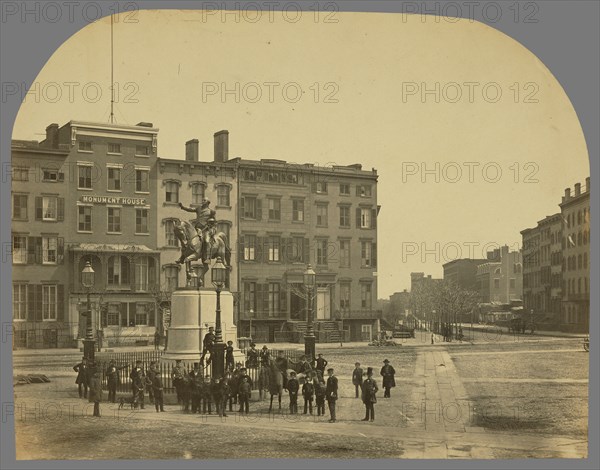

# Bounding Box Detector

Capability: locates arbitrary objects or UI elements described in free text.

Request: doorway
[316,287,331,320]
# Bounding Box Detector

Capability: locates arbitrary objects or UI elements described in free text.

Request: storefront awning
[70,243,160,254]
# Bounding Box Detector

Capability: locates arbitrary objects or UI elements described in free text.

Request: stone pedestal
[162,288,244,368]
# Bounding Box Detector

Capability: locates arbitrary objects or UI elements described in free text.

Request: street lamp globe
[304,264,316,287]
[211,256,227,288]
[82,261,95,289]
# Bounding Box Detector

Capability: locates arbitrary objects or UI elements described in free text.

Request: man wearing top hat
[189,362,202,380]
[325,367,338,423]
[380,359,396,398]
[361,367,378,422]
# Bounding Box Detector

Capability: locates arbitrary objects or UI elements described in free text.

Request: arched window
[578,278,581,294]
[191,182,206,205]
[107,256,130,286]
[577,232,582,246]
[164,219,179,247]
[578,254,582,270]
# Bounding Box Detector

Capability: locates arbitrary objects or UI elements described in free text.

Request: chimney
[214,130,229,163]
[185,139,199,162]
[45,123,59,148]
[564,188,571,201]
[575,183,581,196]
[586,177,590,192]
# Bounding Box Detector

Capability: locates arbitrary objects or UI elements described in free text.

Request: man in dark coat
[225,341,235,371]
[246,342,259,368]
[325,367,338,423]
[146,361,158,404]
[73,357,90,398]
[259,345,271,367]
[314,376,326,416]
[302,373,315,415]
[105,359,127,403]
[201,327,216,365]
[315,354,328,376]
[202,376,214,414]
[191,374,203,414]
[380,359,396,398]
[152,368,165,412]
[154,329,161,350]
[216,374,231,417]
[130,360,146,409]
[171,359,187,404]
[298,355,313,375]
[274,351,289,390]
[361,367,378,422]
[287,371,300,414]
[352,362,364,399]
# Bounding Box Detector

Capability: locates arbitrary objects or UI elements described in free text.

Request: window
[191,183,205,205]
[268,236,280,262]
[42,237,58,264]
[135,257,155,291]
[135,303,149,326]
[12,194,28,220]
[361,241,372,267]
[244,170,256,181]
[107,167,121,191]
[135,209,148,234]
[78,164,93,189]
[108,143,121,154]
[108,208,121,233]
[244,282,256,312]
[494,279,500,289]
[78,206,92,232]
[268,283,280,317]
[135,169,150,193]
[317,239,328,265]
[243,235,256,261]
[584,252,588,269]
[165,220,178,247]
[340,184,350,195]
[316,204,328,227]
[292,199,304,222]
[267,172,280,183]
[107,256,130,286]
[42,196,58,221]
[291,236,305,263]
[243,197,257,219]
[13,283,27,320]
[165,266,179,292]
[268,198,281,221]
[78,141,92,152]
[315,181,328,194]
[360,283,372,309]
[217,222,230,244]
[42,168,59,182]
[12,235,27,264]
[358,185,372,197]
[217,185,231,207]
[107,303,120,326]
[360,208,371,229]
[340,240,350,268]
[340,283,351,309]
[165,182,179,203]
[42,285,57,320]
[135,145,149,156]
[339,206,350,228]
[12,166,29,181]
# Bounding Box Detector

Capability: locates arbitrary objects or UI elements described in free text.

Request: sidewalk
[461,324,587,339]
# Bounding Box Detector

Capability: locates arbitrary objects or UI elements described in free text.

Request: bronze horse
[173,219,231,286]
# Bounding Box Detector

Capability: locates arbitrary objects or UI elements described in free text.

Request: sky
[12,10,590,298]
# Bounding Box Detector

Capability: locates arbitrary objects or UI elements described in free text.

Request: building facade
[476,246,522,304]
[442,259,488,291]
[559,179,590,332]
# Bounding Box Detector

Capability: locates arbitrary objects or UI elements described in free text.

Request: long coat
[352,367,364,386]
[380,365,396,388]
[361,378,378,404]
[88,373,103,403]
[326,375,338,402]
[73,363,89,385]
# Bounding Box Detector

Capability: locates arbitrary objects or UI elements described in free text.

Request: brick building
[442,258,488,291]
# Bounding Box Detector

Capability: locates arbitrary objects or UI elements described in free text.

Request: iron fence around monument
[95,348,301,394]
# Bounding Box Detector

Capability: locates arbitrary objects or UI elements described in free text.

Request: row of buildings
[11,120,380,348]
[385,178,590,333]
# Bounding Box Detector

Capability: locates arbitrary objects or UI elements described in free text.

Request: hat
[318,353,323,357]
[367,367,374,374]
[193,362,199,368]
[250,342,256,347]
[355,362,360,366]
[383,359,390,363]
[227,340,233,344]
[290,371,297,376]
[262,345,268,350]
[327,367,334,372]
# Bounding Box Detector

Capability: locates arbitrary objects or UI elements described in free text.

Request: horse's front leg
[278,393,282,410]
[269,395,274,413]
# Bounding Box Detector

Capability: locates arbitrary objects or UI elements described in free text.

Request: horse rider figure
[178,198,217,264]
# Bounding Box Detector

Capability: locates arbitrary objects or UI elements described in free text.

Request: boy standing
[326,368,338,423]
[152,368,165,412]
[314,377,326,416]
[302,373,315,415]
[238,377,251,415]
[202,376,213,414]
[352,362,364,398]
[287,371,299,414]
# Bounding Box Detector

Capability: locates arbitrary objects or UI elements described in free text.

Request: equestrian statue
[175,198,231,286]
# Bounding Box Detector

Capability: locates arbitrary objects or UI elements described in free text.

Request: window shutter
[129,258,136,292]
[254,284,262,315]
[149,258,157,289]
[303,238,310,264]
[372,242,377,268]
[239,235,245,261]
[57,238,64,264]
[356,208,361,228]
[35,285,43,321]
[57,198,65,221]
[128,302,137,326]
[280,284,287,315]
[101,304,108,328]
[261,283,269,313]
[27,284,36,321]
[27,237,36,264]
[256,199,262,220]
[281,237,289,263]
[57,284,64,322]
[240,197,245,218]
[35,197,42,220]
[120,302,128,327]
[148,303,155,327]
[371,209,377,229]
[35,237,43,264]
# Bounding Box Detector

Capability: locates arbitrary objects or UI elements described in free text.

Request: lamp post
[304,264,316,361]
[211,257,227,380]
[81,261,96,361]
